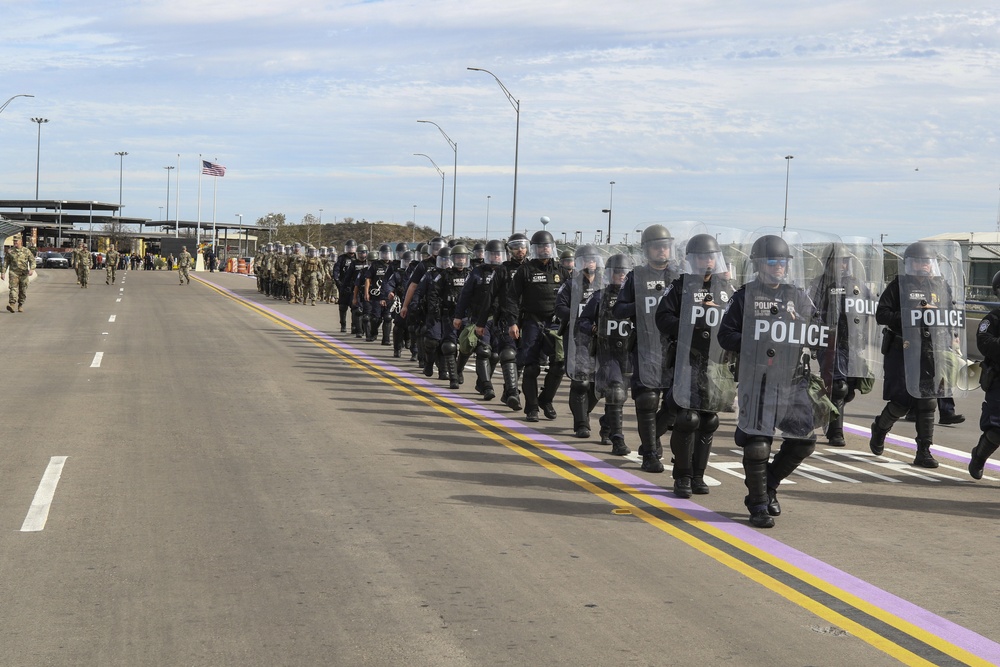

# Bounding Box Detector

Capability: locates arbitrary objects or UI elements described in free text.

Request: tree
[257,212,286,243]
[101,219,131,252]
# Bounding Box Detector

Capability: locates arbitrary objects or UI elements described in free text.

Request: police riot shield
[635,221,704,388]
[736,228,838,438]
[808,237,883,385]
[566,246,609,381]
[595,252,641,393]
[898,240,966,399]
[672,229,740,412]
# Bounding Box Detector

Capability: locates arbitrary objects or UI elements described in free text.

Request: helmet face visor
[452,253,469,269]
[485,249,507,266]
[643,238,672,264]
[530,242,554,260]
[685,250,728,276]
[904,256,940,277]
[437,255,453,270]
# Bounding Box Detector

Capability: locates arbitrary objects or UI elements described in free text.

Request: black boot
[422,339,437,377]
[475,356,495,400]
[691,430,713,495]
[538,361,563,420]
[826,401,846,447]
[568,382,591,438]
[500,360,521,411]
[638,408,664,473]
[970,430,1000,480]
[456,353,470,386]
[870,403,905,456]
[913,409,938,468]
[743,438,772,527]
[446,354,460,390]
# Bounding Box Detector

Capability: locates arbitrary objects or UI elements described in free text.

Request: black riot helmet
[378,244,392,261]
[605,253,635,285]
[344,239,357,253]
[450,244,471,269]
[400,251,414,267]
[429,237,447,255]
[472,242,485,259]
[484,239,507,266]
[640,224,674,265]
[436,246,453,269]
[418,243,430,258]
[685,233,727,277]
[992,271,1000,299]
[903,241,940,277]
[640,224,673,247]
[395,242,408,260]
[356,244,369,258]
[749,234,792,260]
[530,230,555,260]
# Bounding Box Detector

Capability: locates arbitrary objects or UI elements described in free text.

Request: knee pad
[915,397,936,412]
[523,364,542,380]
[743,437,771,464]
[491,350,500,364]
[698,412,720,434]
[605,382,627,406]
[785,438,816,461]
[441,340,458,355]
[830,380,849,403]
[476,341,492,358]
[634,389,659,413]
[499,347,517,364]
[673,409,700,433]
[886,401,910,420]
[569,380,590,396]
[547,360,565,376]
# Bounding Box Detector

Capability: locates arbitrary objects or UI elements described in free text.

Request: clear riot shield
[672,228,740,412]
[808,237,883,385]
[594,251,640,394]
[566,246,609,382]
[736,228,838,438]
[898,240,966,399]
[635,221,704,388]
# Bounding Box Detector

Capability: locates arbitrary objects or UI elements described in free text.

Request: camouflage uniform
[178,249,192,284]
[73,245,90,288]
[106,248,120,285]
[302,249,323,305]
[287,246,305,303]
[4,240,33,311]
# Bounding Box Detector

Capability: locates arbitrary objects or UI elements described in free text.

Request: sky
[1,1,999,244]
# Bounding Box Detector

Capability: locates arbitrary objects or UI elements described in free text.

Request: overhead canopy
[0,217,25,239]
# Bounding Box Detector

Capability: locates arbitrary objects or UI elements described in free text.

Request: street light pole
[782,155,794,232]
[31,117,48,200]
[115,151,128,216]
[236,213,242,256]
[468,67,520,235]
[164,166,175,231]
[412,205,417,242]
[414,153,446,235]
[486,195,491,239]
[417,121,457,237]
[607,181,615,240]
[0,94,33,115]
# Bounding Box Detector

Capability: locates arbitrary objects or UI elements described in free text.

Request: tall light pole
[413,153,445,235]
[164,166,175,231]
[782,155,794,232]
[468,67,520,235]
[601,180,615,242]
[31,117,48,200]
[0,94,33,115]
[412,205,417,242]
[486,195,491,239]
[417,121,456,237]
[115,151,128,216]
[236,213,243,256]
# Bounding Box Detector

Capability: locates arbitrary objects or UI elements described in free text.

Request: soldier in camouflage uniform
[287,243,305,303]
[178,246,193,285]
[301,246,323,305]
[73,241,91,288]
[3,236,34,312]
[106,246,120,285]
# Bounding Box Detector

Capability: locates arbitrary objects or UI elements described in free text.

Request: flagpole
[212,163,218,255]
[197,154,203,247]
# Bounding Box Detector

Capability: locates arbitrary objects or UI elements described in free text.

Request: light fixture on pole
[468,67,520,235]
[782,155,793,232]
[115,151,128,217]
[0,94,33,115]
[417,121,457,237]
[413,152,445,235]
[31,117,48,200]
[164,166,175,230]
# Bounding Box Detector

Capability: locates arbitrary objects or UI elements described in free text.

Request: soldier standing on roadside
[3,236,34,312]
[73,241,91,288]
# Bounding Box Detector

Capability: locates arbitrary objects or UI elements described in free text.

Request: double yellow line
[204,278,993,666]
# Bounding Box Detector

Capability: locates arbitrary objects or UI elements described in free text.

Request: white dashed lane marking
[20,456,68,532]
[90,352,103,368]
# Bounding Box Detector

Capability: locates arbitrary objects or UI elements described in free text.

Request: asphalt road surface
[1,266,998,666]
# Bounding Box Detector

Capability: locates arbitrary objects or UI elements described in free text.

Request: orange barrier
[226,258,237,272]
[237,258,248,274]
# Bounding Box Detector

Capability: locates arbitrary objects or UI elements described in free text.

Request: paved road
[1,267,997,666]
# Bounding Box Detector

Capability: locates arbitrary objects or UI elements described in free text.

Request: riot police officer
[365,244,394,344]
[333,240,359,332]
[471,243,486,268]
[870,240,966,468]
[558,245,604,439]
[506,231,564,422]
[495,233,530,410]
[612,224,683,472]
[454,240,508,401]
[422,246,470,388]
[579,253,636,455]
[385,251,414,358]
[718,233,828,528]
[656,234,735,497]
[558,249,575,282]
[971,270,1000,479]
[349,244,370,339]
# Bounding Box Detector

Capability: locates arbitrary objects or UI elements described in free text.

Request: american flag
[202,160,226,177]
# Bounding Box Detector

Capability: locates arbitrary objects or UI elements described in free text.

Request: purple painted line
[208,277,1000,662]
[843,421,1000,474]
